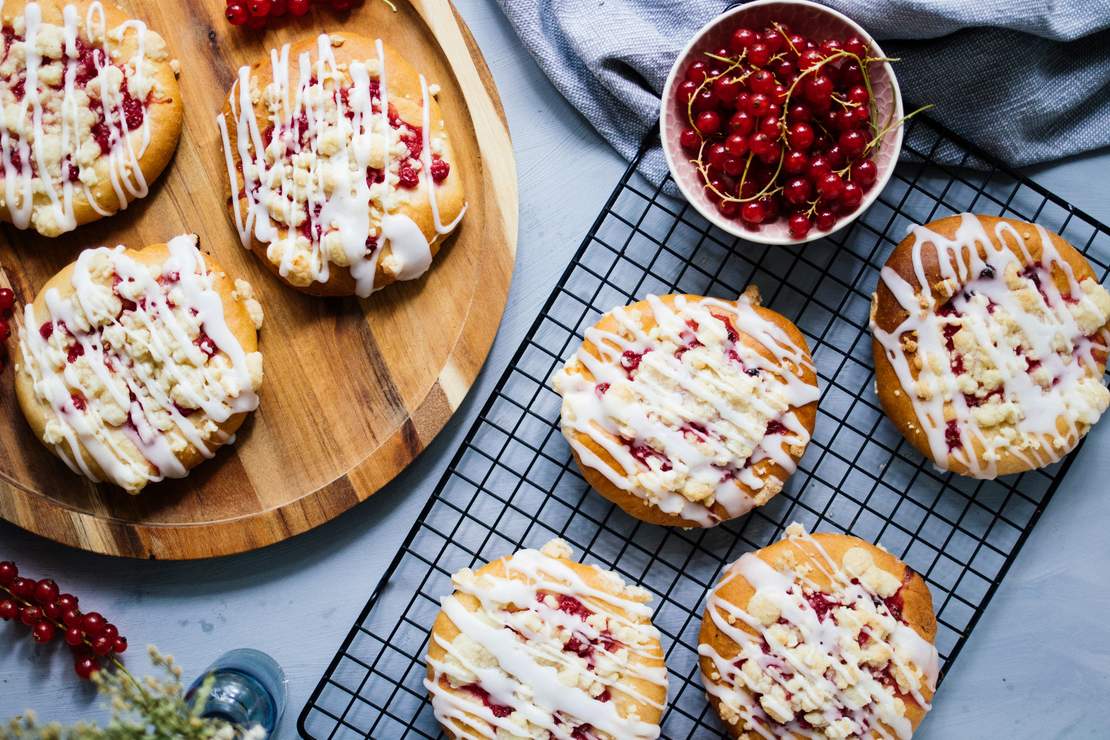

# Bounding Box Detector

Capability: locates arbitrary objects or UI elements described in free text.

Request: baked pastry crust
[699,526,938,739]
[425,539,668,740]
[870,213,1110,478]
[218,32,466,297]
[0,0,183,236]
[553,291,818,528]
[14,236,264,493]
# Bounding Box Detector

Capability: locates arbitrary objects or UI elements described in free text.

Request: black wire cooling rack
[299,115,1110,739]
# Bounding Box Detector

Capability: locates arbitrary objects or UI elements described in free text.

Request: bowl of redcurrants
[661,0,904,244]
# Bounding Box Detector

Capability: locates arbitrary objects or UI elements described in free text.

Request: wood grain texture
[0,0,517,559]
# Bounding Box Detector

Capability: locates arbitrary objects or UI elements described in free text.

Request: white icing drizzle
[871,214,1110,478]
[217,34,465,297]
[0,0,157,235]
[17,235,262,493]
[425,540,667,740]
[700,525,939,739]
[553,294,818,527]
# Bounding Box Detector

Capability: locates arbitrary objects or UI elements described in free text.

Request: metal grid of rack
[299,114,1110,739]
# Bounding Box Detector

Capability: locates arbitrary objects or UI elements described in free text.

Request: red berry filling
[944,419,962,451]
[461,683,513,718]
[803,590,840,622]
[619,348,651,378]
[622,439,673,472]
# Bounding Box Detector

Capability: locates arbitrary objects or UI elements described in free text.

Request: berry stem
[864,103,935,154]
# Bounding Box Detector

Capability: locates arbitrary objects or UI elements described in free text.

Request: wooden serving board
[0,0,517,559]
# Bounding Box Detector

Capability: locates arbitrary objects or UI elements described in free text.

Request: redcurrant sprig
[0,560,128,679]
[224,0,395,30]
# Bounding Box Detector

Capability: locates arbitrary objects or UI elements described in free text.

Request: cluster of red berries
[0,287,14,370]
[225,0,365,28]
[0,561,127,679]
[676,23,889,239]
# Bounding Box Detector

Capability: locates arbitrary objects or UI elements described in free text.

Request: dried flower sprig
[1,646,266,740]
[0,561,127,679]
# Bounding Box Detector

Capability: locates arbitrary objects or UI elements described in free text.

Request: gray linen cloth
[497,0,1110,180]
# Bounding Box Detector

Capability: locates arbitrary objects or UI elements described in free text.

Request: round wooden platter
[0,0,517,559]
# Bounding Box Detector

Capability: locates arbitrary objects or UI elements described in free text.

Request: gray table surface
[1,2,1108,737]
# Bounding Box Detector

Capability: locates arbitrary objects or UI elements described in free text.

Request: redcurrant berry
[783,150,809,174]
[783,177,811,205]
[817,171,845,200]
[803,74,833,105]
[676,79,698,105]
[695,110,721,135]
[0,561,16,586]
[839,129,867,158]
[0,288,13,313]
[32,621,56,643]
[0,599,16,620]
[33,578,59,606]
[840,181,864,210]
[728,111,755,135]
[20,605,43,626]
[289,0,310,15]
[685,61,709,84]
[788,212,813,238]
[62,609,83,628]
[844,36,868,59]
[81,612,106,637]
[741,200,767,224]
[712,75,741,103]
[92,635,114,657]
[11,577,34,599]
[679,128,700,152]
[725,132,748,157]
[748,69,775,94]
[65,626,84,647]
[815,209,838,230]
[113,636,128,654]
[248,0,272,17]
[729,27,757,53]
[851,158,878,188]
[74,655,99,680]
[225,3,249,25]
[787,122,815,151]
[748,42,771,67]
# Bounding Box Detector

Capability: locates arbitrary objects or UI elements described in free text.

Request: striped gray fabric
[497,0,1110,179]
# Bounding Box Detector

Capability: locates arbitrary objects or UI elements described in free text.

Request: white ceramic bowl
[660,0,903,245]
